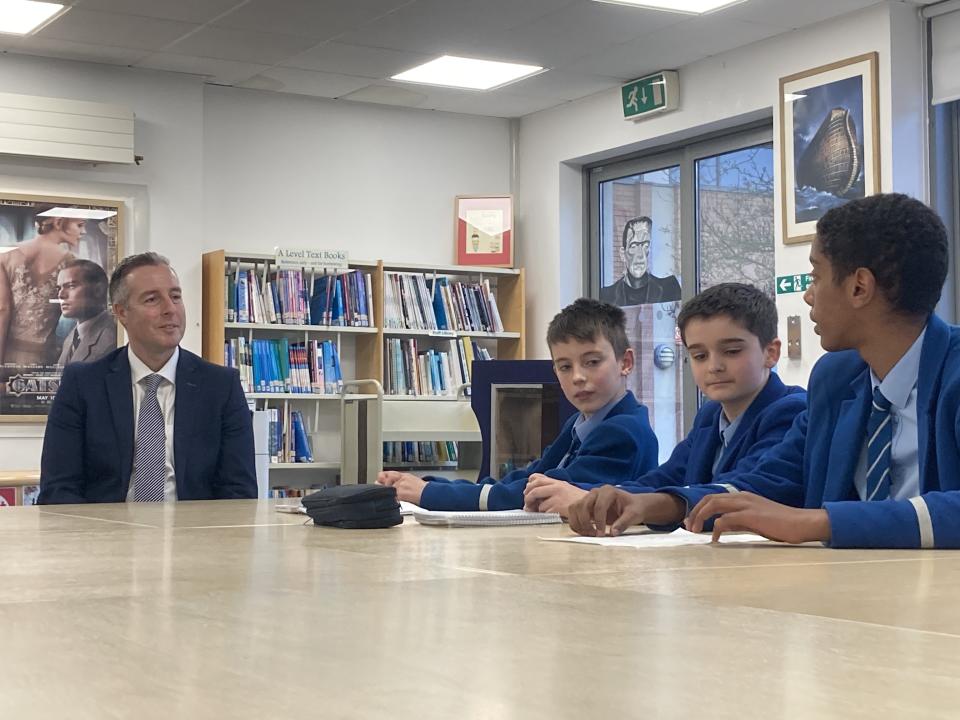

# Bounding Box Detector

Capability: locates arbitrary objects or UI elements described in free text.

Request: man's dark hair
[678,283,778,347]
[621,216,652,250]
[62,258,108,305]
[109,251,173,306]
[547,298,629,358]
[816,193,948,316]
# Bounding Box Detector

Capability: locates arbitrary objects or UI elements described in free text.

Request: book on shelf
[225,337,343,395]
[384,336,491,396]
[383,272,504,334]
[262,407,317,464]
[383,440,459,465]
[225,265,373,328]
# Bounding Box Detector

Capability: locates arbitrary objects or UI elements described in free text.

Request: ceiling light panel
[593,0,745,14]
[392,55,544,91]
[0,0,66,35]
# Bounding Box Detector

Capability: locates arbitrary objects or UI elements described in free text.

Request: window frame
[584,124,773,431]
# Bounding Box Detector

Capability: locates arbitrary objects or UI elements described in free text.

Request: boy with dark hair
[377,298,659,510]
[526,283,805,516]
[573,193,960,549]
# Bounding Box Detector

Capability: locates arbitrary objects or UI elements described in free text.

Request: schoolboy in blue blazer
[38,253,256,504]
[377,299,658,511]
[526,284,805,516]
[576,194,960,549]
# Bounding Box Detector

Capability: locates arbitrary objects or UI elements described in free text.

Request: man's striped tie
[864,387,893,501]
[132,374,166,502]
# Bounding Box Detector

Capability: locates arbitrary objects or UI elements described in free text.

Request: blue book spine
[332,279,345,327]
[322,340,337,394]
[292,411,313,463]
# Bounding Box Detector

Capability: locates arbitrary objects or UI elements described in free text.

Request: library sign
[275,247,348,271]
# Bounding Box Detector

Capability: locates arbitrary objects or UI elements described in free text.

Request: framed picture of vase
[455,195,514,267]
[779,52,880,245]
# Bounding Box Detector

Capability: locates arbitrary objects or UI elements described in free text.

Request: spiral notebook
[412,509,562,527]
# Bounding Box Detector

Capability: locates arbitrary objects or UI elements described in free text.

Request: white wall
[202,85,511,261]
[0,56,511,470]
[517,1,927,389]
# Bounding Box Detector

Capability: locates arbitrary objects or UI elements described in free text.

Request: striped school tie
[557,434,581,469]
[864,387,893,501]
[132,374,166,502]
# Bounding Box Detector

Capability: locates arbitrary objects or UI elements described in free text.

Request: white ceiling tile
[135,53,268,85]
[505,70,623,100]
[2,38,148,66]
[35,9,198,51]
[418,88,563,118]
[340,84,431,108]
[163,26,318,65]
[723,0,880,30]
[238,67,373,98]
[467,2,684,69]
[212,0,412,41]
[570,15,783,78]
[74,0,245,24]
[282,43,430,79]
[335,0,581,55]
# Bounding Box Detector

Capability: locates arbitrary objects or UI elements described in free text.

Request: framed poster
[455,195,513,267]
[779,52,880,245]
[0,193,123,422]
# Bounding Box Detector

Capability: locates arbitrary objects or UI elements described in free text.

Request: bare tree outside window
[696,144,776,296]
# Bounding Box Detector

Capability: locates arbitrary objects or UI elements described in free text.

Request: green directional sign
[776,273,813,295]
[621,71,678,120]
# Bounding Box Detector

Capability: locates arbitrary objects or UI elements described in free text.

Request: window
[588,126,774,454]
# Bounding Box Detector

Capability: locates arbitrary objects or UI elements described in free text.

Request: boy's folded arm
[543,417,657,486]
[649,409,809,529]
[612,434,694,493]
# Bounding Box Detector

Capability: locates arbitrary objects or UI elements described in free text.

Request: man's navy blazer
[38,346,257,504]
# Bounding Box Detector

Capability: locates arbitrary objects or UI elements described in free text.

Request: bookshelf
[202,251,525,485]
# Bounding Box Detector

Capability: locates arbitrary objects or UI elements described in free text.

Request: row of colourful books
[310,271,374,327]
[383,441,459,466]
[225,268,373,327]
[263,407,315,463]
[383,273,504,333]
[225,337,343,394]
[385,336,491,396]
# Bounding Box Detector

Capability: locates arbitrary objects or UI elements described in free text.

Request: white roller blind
[931,8,960,105]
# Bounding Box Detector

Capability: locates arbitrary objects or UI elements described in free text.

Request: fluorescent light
[37,207,117,220]
[392,55,544,91]
[783,93,807,103]
[0,0,66,35]
[593,0,745,14]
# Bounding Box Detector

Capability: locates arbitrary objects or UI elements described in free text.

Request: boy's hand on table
[376,471,427,505]
[523,474,587,515]
[686,492,831,544]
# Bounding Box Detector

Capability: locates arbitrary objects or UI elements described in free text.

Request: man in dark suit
[599,216,682,306]
[56,259,117,365]
[39,252,257,504]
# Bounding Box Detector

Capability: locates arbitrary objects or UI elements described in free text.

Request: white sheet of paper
[540,528,769,548]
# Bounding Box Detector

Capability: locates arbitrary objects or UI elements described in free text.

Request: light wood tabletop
[0,499,957,719]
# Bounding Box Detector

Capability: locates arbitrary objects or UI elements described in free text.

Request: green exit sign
[776,273,813,295]
[621,71,679,120]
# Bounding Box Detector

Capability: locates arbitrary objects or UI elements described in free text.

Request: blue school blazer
[600,373,805,495]
[418,392,658,511]
[681,314,960,549]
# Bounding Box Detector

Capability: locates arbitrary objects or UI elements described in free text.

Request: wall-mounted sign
[274,247,348,271]
[621,71,679,121]
[776,273,813,295]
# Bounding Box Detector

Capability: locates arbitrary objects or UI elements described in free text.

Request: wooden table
[0,500,957,719]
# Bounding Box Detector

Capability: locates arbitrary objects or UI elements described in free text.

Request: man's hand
[376,471,427,505]
[685,492,831,544]
[522,474,588,515]
[567,486,686,537]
